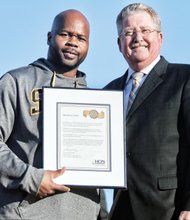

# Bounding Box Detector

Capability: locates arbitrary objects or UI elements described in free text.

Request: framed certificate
[43,87,126,188]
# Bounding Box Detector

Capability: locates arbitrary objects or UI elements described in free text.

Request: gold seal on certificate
[43,87,126,188]
[83,109,105,119]
[89,109,98,119]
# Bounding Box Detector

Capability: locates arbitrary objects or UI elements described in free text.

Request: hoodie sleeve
[0,73,44,195]
[98,189,109,220]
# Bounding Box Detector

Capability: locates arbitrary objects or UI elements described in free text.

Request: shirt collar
[127,55,161,82]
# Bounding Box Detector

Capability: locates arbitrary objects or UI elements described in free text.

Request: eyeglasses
[120,28,159,38]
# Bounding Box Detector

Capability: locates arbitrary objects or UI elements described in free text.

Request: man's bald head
[47,9,90,76]
[51,9,90,37]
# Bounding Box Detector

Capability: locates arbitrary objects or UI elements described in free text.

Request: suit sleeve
[180,74,190,210]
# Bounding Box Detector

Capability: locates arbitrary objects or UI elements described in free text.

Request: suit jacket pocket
[158,176,177,190]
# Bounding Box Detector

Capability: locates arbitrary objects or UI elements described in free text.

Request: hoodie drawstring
[51,72,56,87]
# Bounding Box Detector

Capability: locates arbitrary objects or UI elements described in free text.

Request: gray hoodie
[0,58,107,220]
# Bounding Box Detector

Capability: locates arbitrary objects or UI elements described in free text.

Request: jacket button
[127,152,131,157]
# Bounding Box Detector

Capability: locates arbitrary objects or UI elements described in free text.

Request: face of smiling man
[47,10,89,76]
[118,11,163,71]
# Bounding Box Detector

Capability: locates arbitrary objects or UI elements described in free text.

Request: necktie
[127,72,145,111]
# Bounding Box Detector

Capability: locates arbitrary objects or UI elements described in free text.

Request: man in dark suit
[104,3,190,220]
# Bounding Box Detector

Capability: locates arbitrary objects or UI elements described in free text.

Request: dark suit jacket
[104,57,190,220]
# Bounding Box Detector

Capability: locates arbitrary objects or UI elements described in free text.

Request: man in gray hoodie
[0,9,107,220]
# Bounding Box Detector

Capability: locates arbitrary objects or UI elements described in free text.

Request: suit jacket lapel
[127,57,169,118]
[120,71,129,89]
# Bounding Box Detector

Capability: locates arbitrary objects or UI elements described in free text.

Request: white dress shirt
[124,56,161,114]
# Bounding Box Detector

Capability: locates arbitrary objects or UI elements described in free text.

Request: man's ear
[47,32,51,45]
[117,37,122,52]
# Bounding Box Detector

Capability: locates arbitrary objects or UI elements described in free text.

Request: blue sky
[1,0,190,212]
[1,0,190,88]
